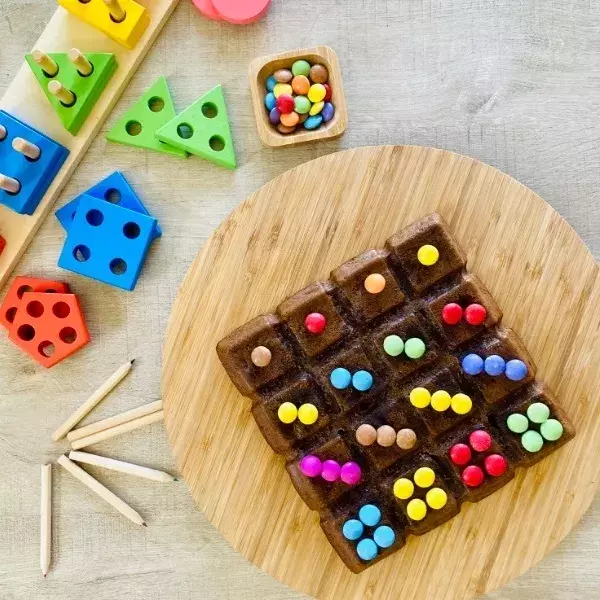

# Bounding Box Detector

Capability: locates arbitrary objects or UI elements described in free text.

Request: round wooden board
[162,146,599,600]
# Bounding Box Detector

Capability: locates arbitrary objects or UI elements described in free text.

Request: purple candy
[322,102,335,123]
[321,459,341,482]
[340,461,362,485]
[299,455,322,478]
[269,107,281,125]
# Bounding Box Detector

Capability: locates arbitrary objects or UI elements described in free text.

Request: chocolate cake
[216,213,575,573]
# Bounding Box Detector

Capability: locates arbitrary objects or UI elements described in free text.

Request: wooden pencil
[40,464,52,577]
[52,360,135,441]
[70,410,164,450]
[69,451,176,483]
[57,455,145,526]
[67,400,162,442]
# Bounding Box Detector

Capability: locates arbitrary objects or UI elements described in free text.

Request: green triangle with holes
[105,76,187,158]
[154,85,236,170]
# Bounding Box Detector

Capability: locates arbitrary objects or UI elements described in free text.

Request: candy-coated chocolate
[299,455,322,477]
[304,115,323,130]
[396,428,417,450]
[275,93,295,114]
[527,402,550,424]
[505,359,527,381]
[298,113,309,123]
[356,538,378,561]
[309,101,325,116]
[278,401,297,424]
[340,461,362,485]
[305,312,326,334]
[450,443,472,465]
[294,95,311,114]
[451,393,472,415]
[321,459,341,482]
[321,102,335,122]
[309,64,329,83]
[414,466,435,488]
[404,337,425,359]
[373,525,395,548]
[484,454,508,477]
[359,504,381,526]
[376,425,396,447]
[291,75,310,95]
[462,353,484,375]
[393,477,414,500]
[264,92,276,110]
[410,387,431,408]
[442,302,463,325]
[330,367,351,389]
[277,123,296,134]
[251,345,271,367]
[431,390,451,412]
[469,429,492,452]
[268,107,281,124]
[352,370,373,392]
[274,68,293,83]
[308,83,327,103]
[417,244,439,266]
[425,487,447,510]
[521,430,544,453]
[383,334,404,356]
[356,423,377,446]
[507,412,529,433]
[298,403,318,425]
[364,273,386,294]
[280,111,300,127]
[265,75,277,92]
[484,354,505,376]
[273,83,293,98]
[323,83,332,101]
[540,418,563,441]
[407,498,427,521]
[464,303,487,326]
[342,518,363,541]
[462,464,484,487]
[292,60,311,77]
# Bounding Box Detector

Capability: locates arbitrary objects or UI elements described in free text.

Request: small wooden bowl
[249,45,348,148]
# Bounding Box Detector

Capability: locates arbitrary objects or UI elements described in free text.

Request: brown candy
[251,345,272,367]
[397,428,417,450]
[277,123,296,134]
[309,64,329,84]
[377,425,397,447]
[356,423,377,446]
[274,69,293,83]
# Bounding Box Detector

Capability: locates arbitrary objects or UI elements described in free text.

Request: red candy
[323,83,332,101]
[464,303,487,326]
[276,94,295,114]
[484,454,508,477]
[442,302,463,325]
[469,430,492,452]
[462,465,484,487]
[305,312,326,334]
[449,443,472,465]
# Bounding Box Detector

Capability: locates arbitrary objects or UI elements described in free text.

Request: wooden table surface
[0,1,598,599]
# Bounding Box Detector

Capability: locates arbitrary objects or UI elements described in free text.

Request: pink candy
[340,461,362,485]
[299,456,361,485]
[321,459,341,481]
[299,455,322,478]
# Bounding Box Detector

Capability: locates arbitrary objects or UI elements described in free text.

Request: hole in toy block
[201,102,218,119]
[86,209,104,226]
[110,258,127,275]
[77,0,91,3]
[59,327,78,344]
[123,222,141,239]
[148,97,165,112]
[126,120,142,137]
[17,324,36,342]
[38,341,55,357]
[73,245,91,262]
[104,188,122,204]
[46,289,57,294]
[26,301,44,318]
[5,307,17,323]
[52,302,71,319]
[17,285,33,299]
[177,123,194,139]
[60,93,77,109]
[209,135,225,152]
[110,11,127,23]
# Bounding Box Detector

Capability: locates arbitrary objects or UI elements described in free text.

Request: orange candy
[280,111,300,127]
[291,75,310,95]
[364,273,386,294]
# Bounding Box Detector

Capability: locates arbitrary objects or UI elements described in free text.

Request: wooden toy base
[162,146,600,600]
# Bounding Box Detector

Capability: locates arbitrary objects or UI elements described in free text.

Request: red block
[7,291,89,368]
[0,235,5,256]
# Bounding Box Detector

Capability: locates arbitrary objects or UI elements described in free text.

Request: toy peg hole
[209,135,225,152]
[45,289,57,294]
[201,102,218,119]
[123,222,141,239]
[104,188,121,204]
[176,123,194,139]
[0,126,7,142]
[148,97,165,112]
[26,301,44,318]
[52,302,71,319]
[73,245,91,262]
[110,258,128,275]
[110,11,127,23]
[59,327,77,344]
[60,93,77,109]
[17,324,36,342]
[125,120,142,137]
[77,0,91,3]
[38,341,55,357]
[16,285,33,299]
[86,209,104,226]
[5,307,17,324]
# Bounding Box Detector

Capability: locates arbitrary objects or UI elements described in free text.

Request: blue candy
[373,525,395,549]
[264,92,276,111]
[462,353,484,375]
[330,367,351,390]
[342,519,364,541]
[505,359,528,381]
[352,370,373,392]
[484,355,506,376]
[358,504,381,527]
[322,102,335,123]
[304,115,323,130]
[265,76,277,92]
[356,538,378,561]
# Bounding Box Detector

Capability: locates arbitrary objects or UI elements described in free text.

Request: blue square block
[0,110,69,215]
[55,171,162,239]
[58,194,157,291]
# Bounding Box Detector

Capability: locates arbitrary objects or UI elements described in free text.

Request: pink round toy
[321,459,341,482]
[211,0,271,24]
[340,462,362,485]
[191,0,222,20]
[299,455,322,478]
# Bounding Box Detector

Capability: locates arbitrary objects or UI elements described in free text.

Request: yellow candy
[407,498,427,521]
[414,466,435,488]
[431,390,451,412]
[417,244,439,266]
[410,387,431,409]
[393,477,414,500]
[273,83,293,98]
[451,393,472,415]
[308,83,326,103]
[426,487,448,510]
[277,402,297,424]
[309,101,325,116]
[298,403,318,425]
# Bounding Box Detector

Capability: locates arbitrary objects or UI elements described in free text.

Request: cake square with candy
[216,212,575,573]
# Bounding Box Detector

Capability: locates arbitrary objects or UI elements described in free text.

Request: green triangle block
[154,85,236,170]
[105,76,187,158]
[26,53,117,136]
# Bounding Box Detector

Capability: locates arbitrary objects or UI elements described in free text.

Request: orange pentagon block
[8,292,90,368]
[0,276,70,331]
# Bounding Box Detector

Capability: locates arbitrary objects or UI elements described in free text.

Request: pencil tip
[43,574,47,578]
[173,478,179,482]
[130,358,136,364]
[142,522,147,527]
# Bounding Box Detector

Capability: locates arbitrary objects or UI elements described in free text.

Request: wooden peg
[0,125,6,141]
[12,137,41,161]
[103,0,126,22]
[31,50,59,77]
[48,80,76,107]
[67,48,93,77]
[0,174,21,195]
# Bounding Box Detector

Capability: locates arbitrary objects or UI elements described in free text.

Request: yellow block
[57,0,150,50]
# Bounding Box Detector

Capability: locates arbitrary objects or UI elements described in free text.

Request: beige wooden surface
[0,1,599,599]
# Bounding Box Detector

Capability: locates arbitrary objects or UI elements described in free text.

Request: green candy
[292,60,311,77]
[521,430,544,453]
[404,338,425,359]
[540,418,563,441]
[527,402,550,424]
[294,96,311,114]
[507,413,529,434]
[383,335,404,357]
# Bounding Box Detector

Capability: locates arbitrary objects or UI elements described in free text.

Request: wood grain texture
[162,145,599,600]
[1,1,599,599]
